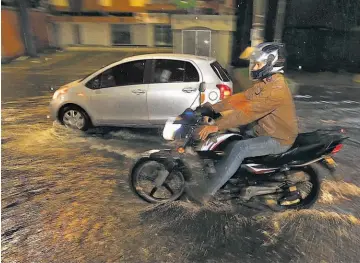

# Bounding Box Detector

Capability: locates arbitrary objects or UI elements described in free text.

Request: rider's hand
[199,125,219,141]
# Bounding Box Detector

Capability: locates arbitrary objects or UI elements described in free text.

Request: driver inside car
[186,42,299,204]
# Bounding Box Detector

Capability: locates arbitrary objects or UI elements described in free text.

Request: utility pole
[16,0,37,57]
[273,0,287,42]
[249,0,268,75]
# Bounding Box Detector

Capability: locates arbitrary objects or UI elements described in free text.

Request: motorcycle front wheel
[130,160,186,203]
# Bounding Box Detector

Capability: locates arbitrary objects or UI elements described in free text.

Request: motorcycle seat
[243,131,332,166]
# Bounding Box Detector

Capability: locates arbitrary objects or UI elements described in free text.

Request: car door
[147,59,202,125]
[87,59,150,126]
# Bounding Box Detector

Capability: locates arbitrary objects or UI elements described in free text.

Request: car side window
[85,60,146,89]
[184,62,199,82]
[152,59,199,84]
[85,74,101,89]
[112,60,146,86]
[100,68,117,88]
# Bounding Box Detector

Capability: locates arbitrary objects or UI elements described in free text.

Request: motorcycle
[129,85,348,211]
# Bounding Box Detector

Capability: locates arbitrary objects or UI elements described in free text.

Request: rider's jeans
[208,136,291,196]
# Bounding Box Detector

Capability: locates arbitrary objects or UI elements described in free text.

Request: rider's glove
[198,125,219,141]
[195,103,221,119]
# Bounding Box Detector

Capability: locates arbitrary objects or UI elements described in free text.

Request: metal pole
[16,0,37,57]
[249,0,268,77]
[274,0,287,42]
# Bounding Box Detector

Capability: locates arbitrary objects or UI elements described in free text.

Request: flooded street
[2,52,360,263]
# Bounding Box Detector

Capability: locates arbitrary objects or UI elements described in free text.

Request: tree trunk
[251,0,267,47]
[16,0,37,57]
[249,0,268,76]
[274,0,287,42]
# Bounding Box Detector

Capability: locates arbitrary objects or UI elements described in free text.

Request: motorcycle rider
[187,42,299,204]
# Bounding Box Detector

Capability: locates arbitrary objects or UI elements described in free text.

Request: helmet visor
[250,49,268,63]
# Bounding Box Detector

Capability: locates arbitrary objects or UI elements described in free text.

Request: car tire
[60,105,91,131]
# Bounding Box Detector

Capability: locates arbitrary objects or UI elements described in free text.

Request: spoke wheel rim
[63,109,85,129]
[134,161,185,203]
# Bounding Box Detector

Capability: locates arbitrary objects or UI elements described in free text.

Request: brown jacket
[210,74,298,146]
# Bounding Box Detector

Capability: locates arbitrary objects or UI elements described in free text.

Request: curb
[1,47,63,65]
[64,46,173,53]
[1,55,28,64]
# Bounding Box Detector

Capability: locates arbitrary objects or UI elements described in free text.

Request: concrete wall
[172,30,182,54]
[211,30,233,68]
[54,22,151,47]
[1,8,25,59]
[49,14,234,67]
[55,22,111,46]
[171,15,235,31]
[57,23,75,46]
[1,8,51,60]
[131,24,148,46]
[81,23,110,46]
[146,24,155,47]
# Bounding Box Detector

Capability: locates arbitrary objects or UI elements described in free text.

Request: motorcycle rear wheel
[130,160,186,203]
[280,165,321,210]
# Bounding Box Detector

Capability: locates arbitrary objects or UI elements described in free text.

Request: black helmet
[250,42,286,80]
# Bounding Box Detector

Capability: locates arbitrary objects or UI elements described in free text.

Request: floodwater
[2,52,360,263]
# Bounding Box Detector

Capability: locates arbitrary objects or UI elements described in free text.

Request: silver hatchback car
[50,53,233,130]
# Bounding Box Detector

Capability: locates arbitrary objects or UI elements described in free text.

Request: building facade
[48,0,236,67]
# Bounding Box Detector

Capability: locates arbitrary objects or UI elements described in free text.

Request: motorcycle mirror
[199,82,206,92]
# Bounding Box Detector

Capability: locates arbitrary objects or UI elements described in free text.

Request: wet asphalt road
[2,51,360,263]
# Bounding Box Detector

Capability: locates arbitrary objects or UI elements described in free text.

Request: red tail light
[216,84,232,100]
[332,144,343,154]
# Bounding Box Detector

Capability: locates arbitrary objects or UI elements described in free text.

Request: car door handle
[182,87,197,93]
[131,89,146,95]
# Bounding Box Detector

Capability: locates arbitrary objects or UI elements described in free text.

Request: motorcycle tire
[129,160,186,204]
[281,165,321,210]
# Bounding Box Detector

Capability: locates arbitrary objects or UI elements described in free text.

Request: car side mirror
[199,82,206,92]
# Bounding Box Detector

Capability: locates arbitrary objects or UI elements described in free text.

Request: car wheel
[60,106,91,131]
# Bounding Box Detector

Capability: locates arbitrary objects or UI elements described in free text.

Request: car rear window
[210,61,231,82]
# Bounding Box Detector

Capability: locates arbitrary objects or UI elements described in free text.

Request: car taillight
[332,144,343,154]
[216,84,232,100]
